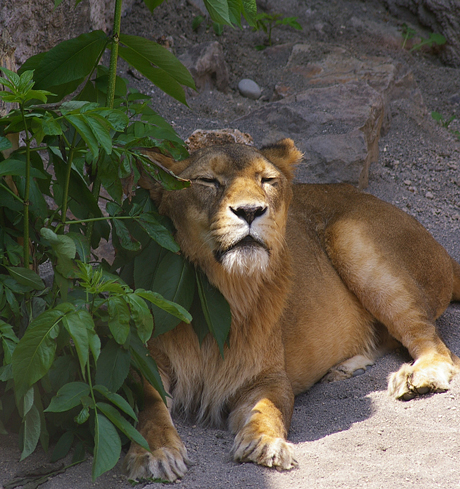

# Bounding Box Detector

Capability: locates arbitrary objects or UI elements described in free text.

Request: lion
[124,139,460,482]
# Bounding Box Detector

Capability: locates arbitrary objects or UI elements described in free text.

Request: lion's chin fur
[220,246,270,276]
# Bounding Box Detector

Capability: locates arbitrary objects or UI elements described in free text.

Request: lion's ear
[137,148,191,204]
[260,138,303,181]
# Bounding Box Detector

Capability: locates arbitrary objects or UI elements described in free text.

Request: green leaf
[52,157,103,219]
[64,114,100,157]
[83,113,113,155]
[12,304,74,399]
[51,431,74,462]
[0,363,13,382]
[0,136,12,151]
[95,339,131,392]
[192,15,205,31]
[97,108,129,132]
[129,334,166,403]
[20,404,41,461]
[48,354,78,392]
[203,0,231,25]
[136,289,192,325]
[151,253,195,336]
[92,413,121,480]
[75,406,90,424]
[142,0,166,12]
[137,153,190,191]
[72,440,86,464]
[132,240,168,291]
[126,293,153,344]
[119,35,195,88]
[67,232,90,263]
[31,113,63,144]
[96,402,150,452]
[118,46,189,105]
[107,296,131,345]
[0,158,47,179]
[138,212,179,253]
[45,382,90,413]
[195,269,231,357]
[240,0,257,26]
[62,310,91,375]
[189,292,210,345]
[40,228,76,276]
[20,31,108,97]
[6,267,45,291]
[113,219,141,252]
[87,325,101,363]
[93,385,137,421]
[0,66,19,85]
[22,387,34,417]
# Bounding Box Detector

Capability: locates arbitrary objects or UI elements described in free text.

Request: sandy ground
[1,0,460,487]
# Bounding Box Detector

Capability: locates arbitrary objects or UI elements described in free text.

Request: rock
[185,129,253,153]
[0,0,135,64]
[236,81,384,188]
[449,93,460,105]
[178,41,229,93]
[272,43,426,133]
[238,79,261,100]
[382,0,460,66]
[234,43,427,188]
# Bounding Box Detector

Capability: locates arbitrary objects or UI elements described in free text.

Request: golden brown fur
[124,140,460,481]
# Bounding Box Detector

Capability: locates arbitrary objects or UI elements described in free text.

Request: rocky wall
[0,0,135,66]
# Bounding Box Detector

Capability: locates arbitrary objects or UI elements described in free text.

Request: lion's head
[154,139,302,280]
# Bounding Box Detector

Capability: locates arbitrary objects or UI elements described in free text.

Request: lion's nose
[230,205,267,225]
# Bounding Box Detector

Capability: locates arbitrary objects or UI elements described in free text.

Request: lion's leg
[353,278,458,400]
[228,372,297,470]
[123,378,189,482]
[325,224,459,400]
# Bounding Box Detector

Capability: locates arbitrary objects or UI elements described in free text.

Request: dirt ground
[1,0,460,488]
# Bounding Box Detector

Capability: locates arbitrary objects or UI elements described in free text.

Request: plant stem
[65,215,137,226]
[107,0,124,109]
[20,105,31,267]
[86,170,102,245]
[0,181,24,202]
[60,132,78,229]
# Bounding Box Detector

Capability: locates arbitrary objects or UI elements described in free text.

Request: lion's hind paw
[388,359,458,401]
[232,433,297,471]
[123,446,190,482]
[322,354,374,383]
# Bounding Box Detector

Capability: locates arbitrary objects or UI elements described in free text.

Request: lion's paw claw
[123,445,190,482]
[232,434,297,470]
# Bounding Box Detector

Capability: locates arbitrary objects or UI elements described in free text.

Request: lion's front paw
[123,444,190,482]
[388,359,458,401]
[232,431,297,470]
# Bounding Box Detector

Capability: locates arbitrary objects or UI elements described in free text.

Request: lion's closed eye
[261,177,279,187]
[195,177,221,188]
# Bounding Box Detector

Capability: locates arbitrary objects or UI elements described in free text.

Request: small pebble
[238,78,261,100]
[426,191,434,199]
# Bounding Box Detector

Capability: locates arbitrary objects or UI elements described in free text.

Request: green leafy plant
[411,32,446,52]
[192,15,225,36]
[253,12,301,49]
[431,111,460,140]
[401,23,417,50]
[401,23,446,52]
[0,0,256,481]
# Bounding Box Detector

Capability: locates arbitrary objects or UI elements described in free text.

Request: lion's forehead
[188,150,278,180]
